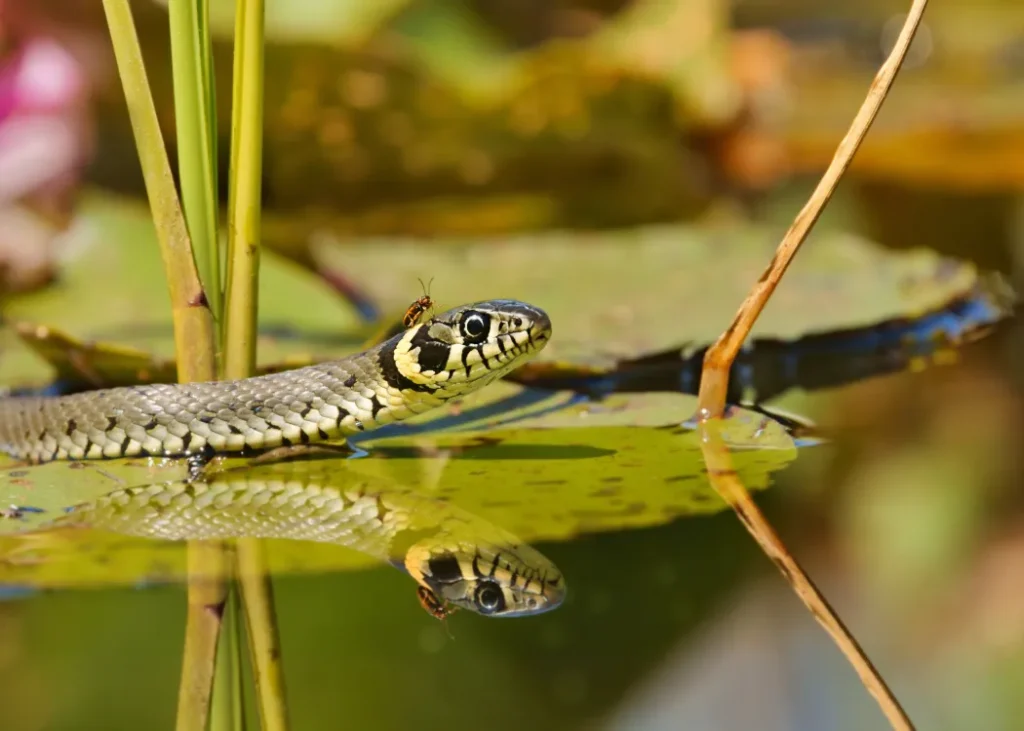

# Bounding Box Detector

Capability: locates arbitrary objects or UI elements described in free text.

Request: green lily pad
[1,190,995,390]
[0,393,795,590]
[320,223,994,365]
[0,191,369,388]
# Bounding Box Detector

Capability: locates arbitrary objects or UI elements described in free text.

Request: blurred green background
[0,0,1023,729]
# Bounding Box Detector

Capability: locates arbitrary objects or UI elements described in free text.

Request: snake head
[405,539,566,618]
[391,300,552,395]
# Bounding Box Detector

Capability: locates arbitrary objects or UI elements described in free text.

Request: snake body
[0,300,551,463]
[53,464,566,617]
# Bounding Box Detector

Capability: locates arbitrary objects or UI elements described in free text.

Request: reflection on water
[0,393,795,622]
[0,392,800,729]
[16,458,567,619]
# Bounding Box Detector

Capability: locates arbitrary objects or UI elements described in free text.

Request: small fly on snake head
[416,585,455,620]
[402,277,435,328]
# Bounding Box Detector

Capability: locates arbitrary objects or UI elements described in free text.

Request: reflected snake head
[390,299,552,398]
[404,537,566,618]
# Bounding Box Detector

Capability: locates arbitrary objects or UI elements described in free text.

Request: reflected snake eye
[461,312,489,343]
[473,582,505,614]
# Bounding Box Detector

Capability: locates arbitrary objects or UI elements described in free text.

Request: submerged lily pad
[0,392,795,591]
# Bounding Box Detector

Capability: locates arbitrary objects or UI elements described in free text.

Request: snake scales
[1,300,561,617]
[0,300,551,463]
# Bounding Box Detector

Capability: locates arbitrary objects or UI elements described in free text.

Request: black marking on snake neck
[428,554,466,585]
[377,331,439,393]
[409,326,451,375]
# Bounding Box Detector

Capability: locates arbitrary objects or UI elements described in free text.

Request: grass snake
[0,299,563,617]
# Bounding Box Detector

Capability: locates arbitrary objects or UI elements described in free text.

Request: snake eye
[460,312,490,343]
[473,581,505,614]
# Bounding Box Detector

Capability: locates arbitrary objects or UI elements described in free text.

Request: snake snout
[527,305,552,340]
[503,301,551,343]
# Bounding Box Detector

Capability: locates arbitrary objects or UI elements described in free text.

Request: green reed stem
[222,0,265,378]
[100,0,216,381]
[219,1,288,727]
[168,0,222,323]
[101,4,226,730]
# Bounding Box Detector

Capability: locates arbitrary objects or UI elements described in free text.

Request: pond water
[1,2,1023,729]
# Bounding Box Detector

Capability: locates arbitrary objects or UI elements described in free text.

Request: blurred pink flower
[0,0,97,293]
[0,31,92,208]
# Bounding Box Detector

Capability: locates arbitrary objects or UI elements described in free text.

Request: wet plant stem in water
[211,590,245,730]
[221,0,290,728]
[178,544,234,731]
[693,6,928,724]
[696,0,930,421]
[699,425,915,730]
[101,2,230,729]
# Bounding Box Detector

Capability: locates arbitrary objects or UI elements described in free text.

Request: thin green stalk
[168,0,222,323]
[237,539,289,731]
[219,2,287,727]
[101,0,216,382]
[222,0,265,377]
